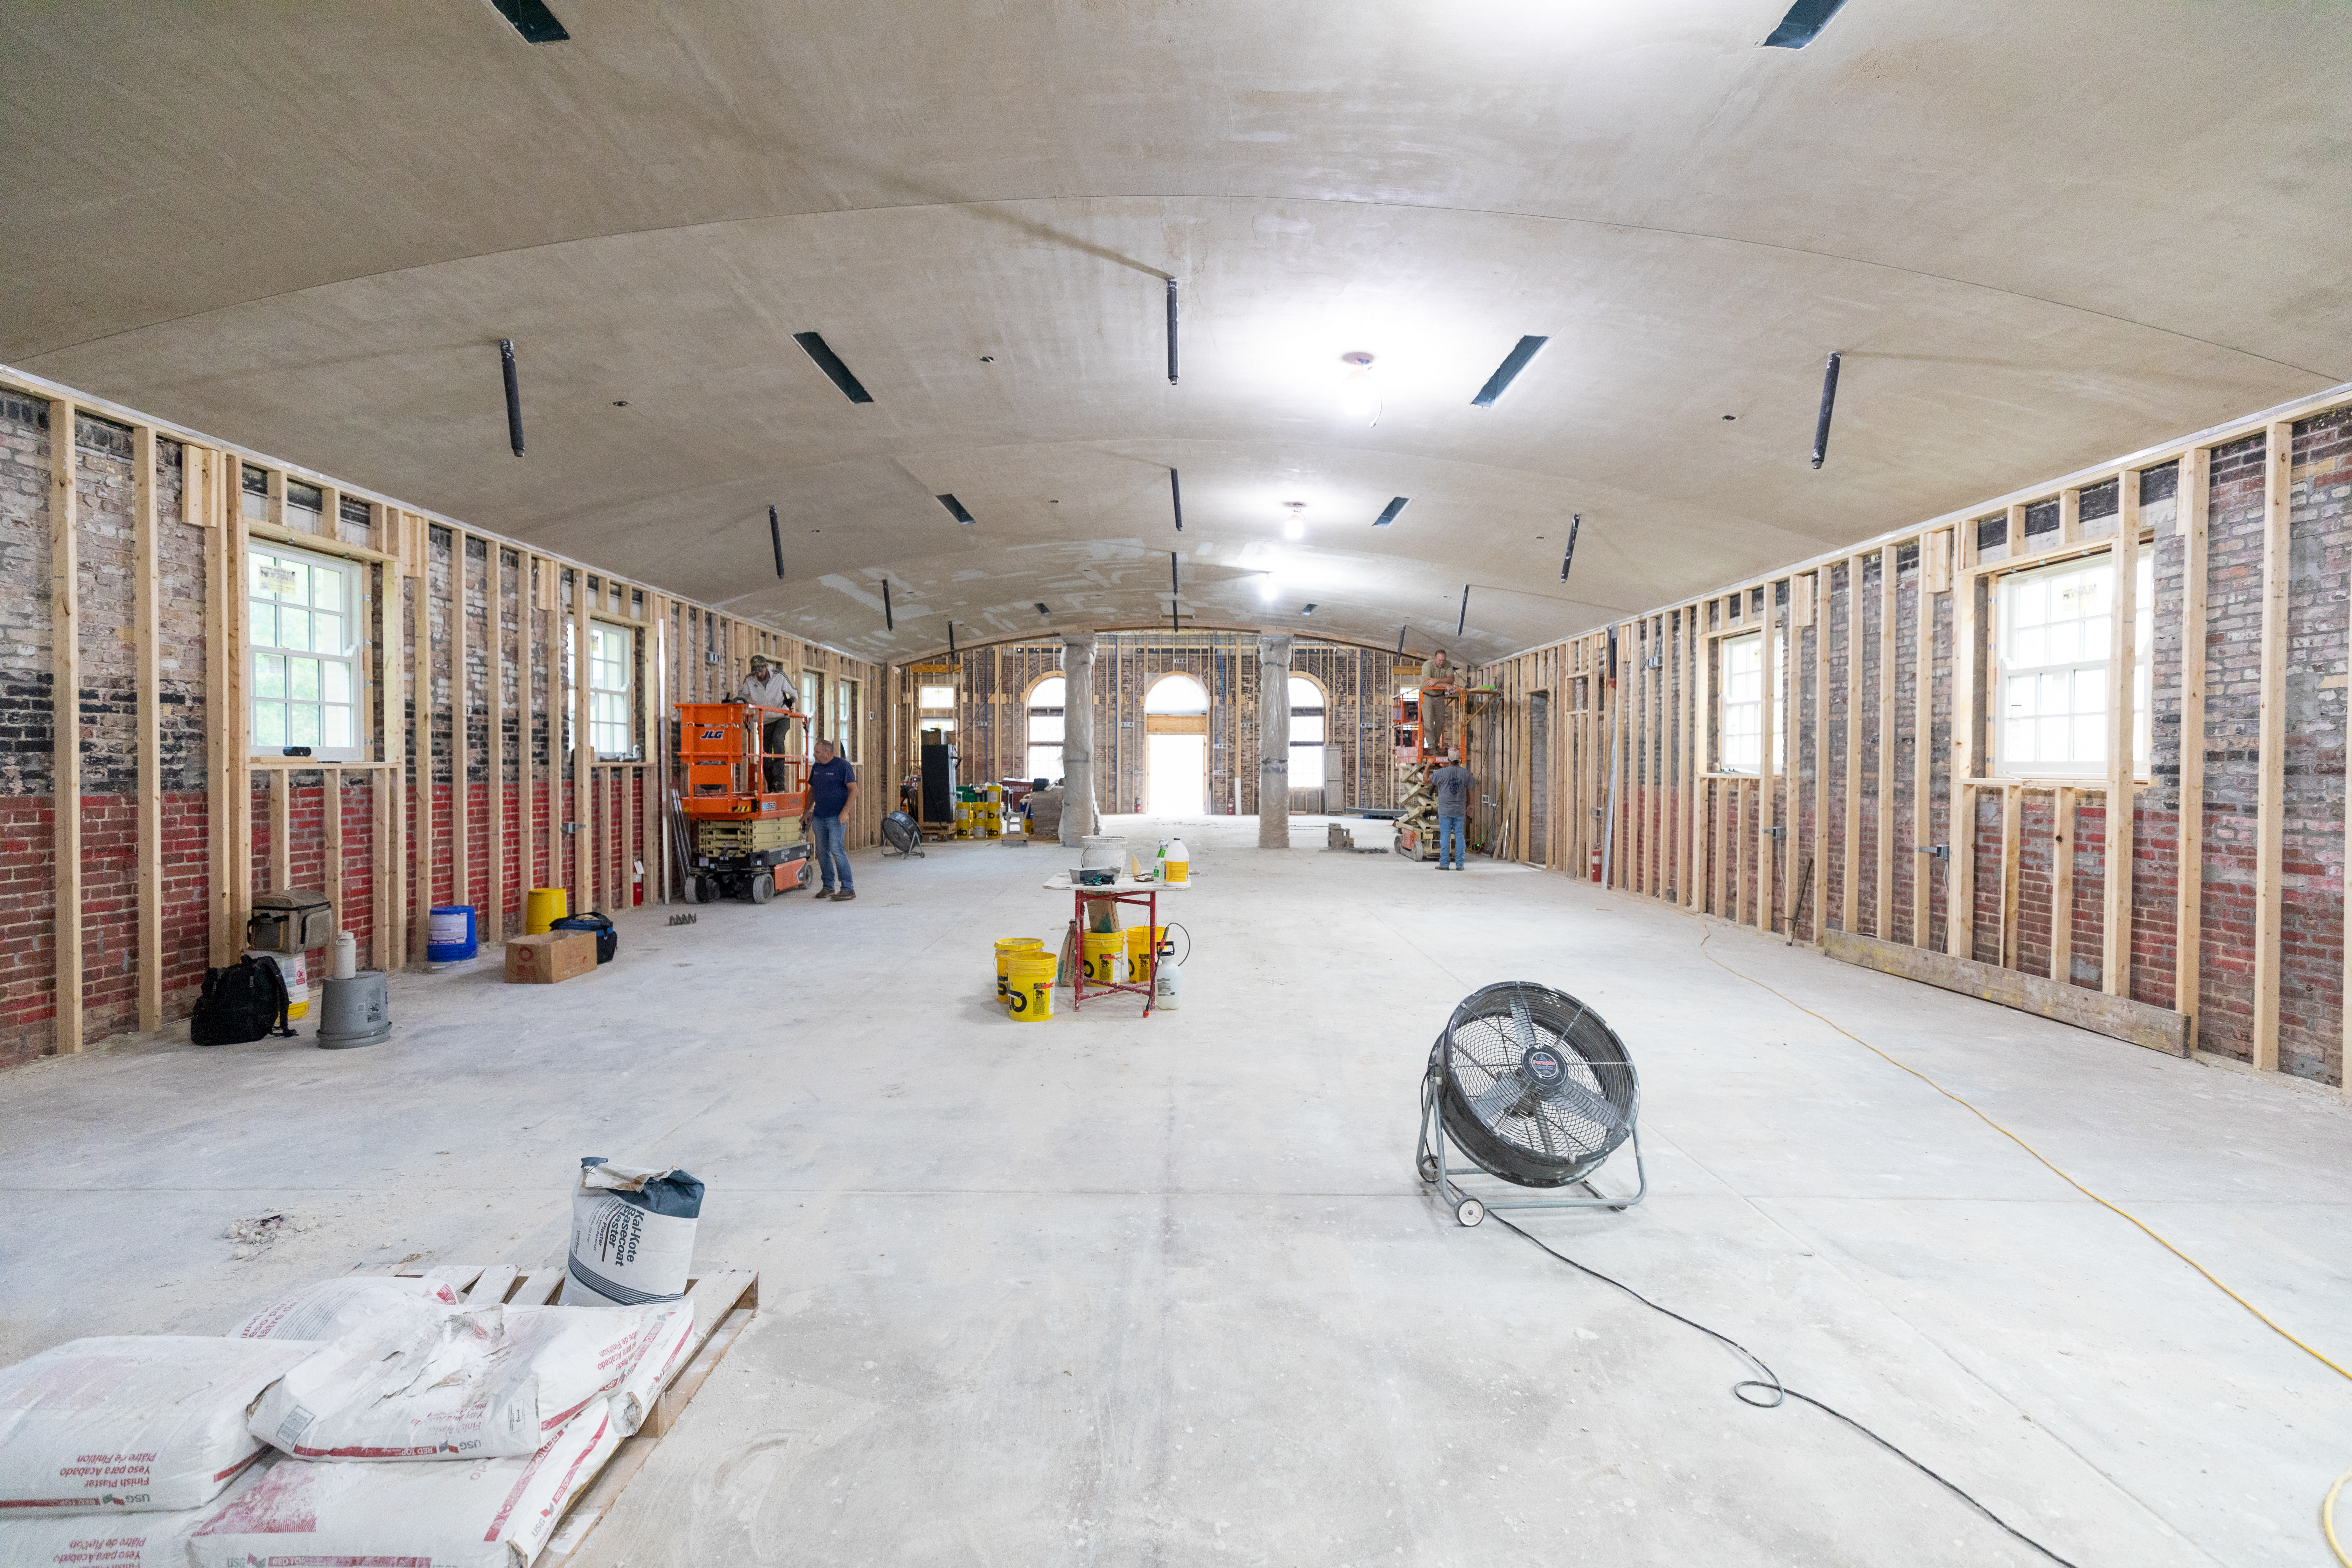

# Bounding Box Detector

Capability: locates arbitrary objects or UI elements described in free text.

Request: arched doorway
[1144,673,1209,816]
[1025,676,1066,785]
[1288,674,1328,814]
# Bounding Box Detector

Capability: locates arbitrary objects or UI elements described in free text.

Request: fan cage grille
[1437,981,1638,1188]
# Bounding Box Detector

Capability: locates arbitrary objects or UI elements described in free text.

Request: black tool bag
[191,956,296,1046]
[551,912,618,964]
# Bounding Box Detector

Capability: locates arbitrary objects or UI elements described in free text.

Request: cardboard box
[505,931,599,984]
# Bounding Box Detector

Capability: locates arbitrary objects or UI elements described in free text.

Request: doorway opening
[1144,673,1209,816]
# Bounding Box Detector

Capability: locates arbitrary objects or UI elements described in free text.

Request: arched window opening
[1289,674,1326,791]
[1145,673,1209,713]
[1026,676,1066,784]
[1145,674,1209,815]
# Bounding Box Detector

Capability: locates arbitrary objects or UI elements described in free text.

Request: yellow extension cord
[1695,933,2352,1564]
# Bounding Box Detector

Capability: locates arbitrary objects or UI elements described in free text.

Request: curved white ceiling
[3,0,2343,658]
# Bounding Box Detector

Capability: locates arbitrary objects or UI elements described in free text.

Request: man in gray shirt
[1428,752,1473,870]
[737,655,799,791]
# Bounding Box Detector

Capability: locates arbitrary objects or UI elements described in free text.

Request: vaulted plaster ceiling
[3,0,2345,661]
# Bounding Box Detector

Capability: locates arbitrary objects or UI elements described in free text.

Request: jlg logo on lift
[700,729,726,740]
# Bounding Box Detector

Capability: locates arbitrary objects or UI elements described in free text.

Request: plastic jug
[1163,836,1189,885]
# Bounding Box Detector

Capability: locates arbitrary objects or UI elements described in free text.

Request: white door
[1147,734,1205,816]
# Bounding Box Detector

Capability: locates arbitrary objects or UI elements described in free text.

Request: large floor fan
[881,811,926,859]
[1416,980,1646,1226]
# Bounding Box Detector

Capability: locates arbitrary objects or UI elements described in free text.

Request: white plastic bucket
[1079,835,1127,871]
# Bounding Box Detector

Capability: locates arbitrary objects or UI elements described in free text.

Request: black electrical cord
[1486,1211,2084,1568]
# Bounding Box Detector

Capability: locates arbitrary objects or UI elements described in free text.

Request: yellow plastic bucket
[1082,930,1126,985]
[1007,954,1057,1021]
[1124,924,1166,981]
[995,937,1044,1004]
[525,887,569,935]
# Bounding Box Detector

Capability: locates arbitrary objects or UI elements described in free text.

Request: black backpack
[551,912,618,964]
[192,956,296,1046]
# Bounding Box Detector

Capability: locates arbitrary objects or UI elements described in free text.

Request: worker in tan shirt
[1419,649,1461,756]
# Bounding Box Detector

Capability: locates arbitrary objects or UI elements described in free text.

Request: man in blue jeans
[802,737,860,901]
[1427,752,1474,871]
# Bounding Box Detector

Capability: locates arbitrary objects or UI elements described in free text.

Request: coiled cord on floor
[1695,930,2352,1565]
[1488,1211,2083,1567]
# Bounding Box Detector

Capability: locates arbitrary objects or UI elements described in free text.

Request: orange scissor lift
[674,702,816,904]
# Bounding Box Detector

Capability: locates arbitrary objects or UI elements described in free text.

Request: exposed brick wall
[1479,415,2349,1088]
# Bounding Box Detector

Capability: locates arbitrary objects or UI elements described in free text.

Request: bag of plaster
[0,1459,270,1567]
[560,1158,705,1307]
[608,1300,695,1436]
[190,1399,620,1568]
[0,1337,314,1513]
[247,1300,672,1461]
[224,1274,461,1341]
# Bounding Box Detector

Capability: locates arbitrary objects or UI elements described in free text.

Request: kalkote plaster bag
[559,1158,704,1307]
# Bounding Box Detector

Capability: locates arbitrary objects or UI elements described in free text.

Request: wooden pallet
[389,1263,761,1565]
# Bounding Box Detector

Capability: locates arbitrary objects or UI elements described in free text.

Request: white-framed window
[588,622,636,759]
[250,542,363,760]
[1288,674,1326,789]
[917,684,956,709]
[802,671,826,746]
[1996,551,2152,777]
[1718,630,1784,775]
[835,678,860,761]
[1027,675,1066,784]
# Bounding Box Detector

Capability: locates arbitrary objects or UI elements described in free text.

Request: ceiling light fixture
[1339,351,1379,426]
[1471,335,1549,408]
[1282,502,1306,541]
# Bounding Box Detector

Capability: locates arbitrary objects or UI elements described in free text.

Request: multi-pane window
[1288,675,1326,789]
[1997,552,2152,776]
[1718,631,1784,775]
[1027,676,1066,783]
[801,672,826,746]
[588,623,635,758]
[835,678,860,760]
[250,545,361,760]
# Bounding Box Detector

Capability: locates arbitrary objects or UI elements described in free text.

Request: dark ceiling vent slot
[1762,0,1848,48]
[1034,602,1051,616]
[1471,336,1549,408]
[1300,603,1318,615]
[490,0,570,43]
[935,493,975,525]
[1372,496,1411,528]
[793,332,874,403]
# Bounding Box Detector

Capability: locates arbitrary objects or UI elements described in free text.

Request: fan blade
[1470,1069,1528,1129]
[1508,993,1538,1054]
[1539,1072,1622,1140]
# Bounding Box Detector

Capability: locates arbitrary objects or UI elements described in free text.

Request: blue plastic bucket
[427,904,478,962]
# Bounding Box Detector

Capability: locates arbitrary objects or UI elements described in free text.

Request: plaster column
[1059,633,1098,847]
[1257,632,1292,848]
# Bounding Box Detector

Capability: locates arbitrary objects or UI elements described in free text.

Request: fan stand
[1415,1062,1647,1227]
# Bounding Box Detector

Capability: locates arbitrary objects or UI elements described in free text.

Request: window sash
[248,543,362,761]
[1717,631,1783,775]
[588,623,637,759]
[1994,552,2152,777]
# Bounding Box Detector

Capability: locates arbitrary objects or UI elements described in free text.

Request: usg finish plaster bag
[190,1400,620,1568]
[224,1275,461,1341]
[560,1158,704,1307]
[247,1301,669,1461]
[607,1301,694,1436]
[0,1460,268,1566]
[0,1337,313,1514]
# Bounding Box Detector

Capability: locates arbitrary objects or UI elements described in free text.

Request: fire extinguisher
[1589,846,1603,883]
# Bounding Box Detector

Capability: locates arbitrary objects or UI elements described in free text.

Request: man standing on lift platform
[738,654,798,792]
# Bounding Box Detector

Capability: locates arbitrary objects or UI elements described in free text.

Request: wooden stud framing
[381,507,407,972]
[1876,544,1896,939]
[134,425,163,1032]
[411,517,433,963]
[2250,429,2289,1067]
[1841,558,1862,935]
[488,545,506,944]
[2102,469,2143,999]
[2006,503,2025,558]
[323,767,344,939]
[1809,570,1828,941]
[50,398,82,1054]
[2060,487,2082,545]
[1948,544,1980,959]
[1911,538,1933,948]
[2051,787,2077,985]
[1998,786,2022,969]
[1686,605,1702,910]
[1757,589,1778,931]
[574,570,594,913]
[2174,449,2208,1034]
[454,533,470,944]
[270,772,290,890]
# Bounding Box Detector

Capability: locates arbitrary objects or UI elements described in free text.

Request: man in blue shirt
[1427,752,1473,871]
[802,738,860,901]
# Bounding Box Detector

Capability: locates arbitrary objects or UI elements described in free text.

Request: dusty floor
[3,815,2346,1565]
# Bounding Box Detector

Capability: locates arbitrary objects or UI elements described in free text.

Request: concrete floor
[4,816,2347,1565]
